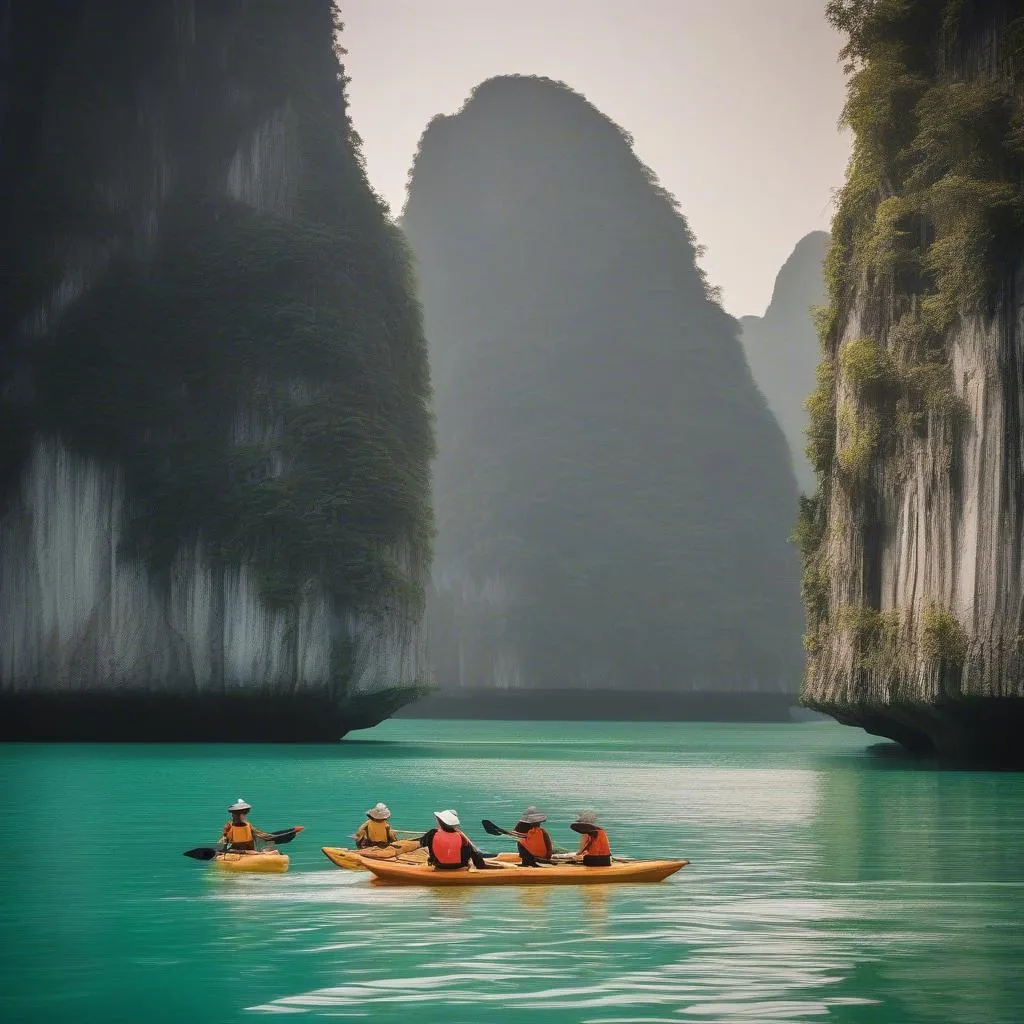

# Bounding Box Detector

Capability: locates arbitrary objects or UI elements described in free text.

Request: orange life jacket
[226,821,254,846]
[431,828,465,866]
[361,819,393,846]
[521,826,550,859]
[580,828,610,857]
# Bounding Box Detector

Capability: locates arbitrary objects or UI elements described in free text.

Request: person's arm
[219,823,230,848]
[354,822,369,848]
[251,823,274,841]
[416,828,435,849]
[543,830,553,858]
[463,833,490,869]
[386,824,398,845]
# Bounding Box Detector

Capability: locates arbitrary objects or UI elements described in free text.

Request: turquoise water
[1,720,1023,1023]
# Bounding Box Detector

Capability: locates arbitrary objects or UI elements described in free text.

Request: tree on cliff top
[404,75,804,692]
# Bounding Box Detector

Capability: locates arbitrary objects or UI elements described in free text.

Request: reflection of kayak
[363,857,688,886]
[213,850,289,873]
[322,842,429,870]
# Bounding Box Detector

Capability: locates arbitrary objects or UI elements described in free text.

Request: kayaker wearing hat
[513,806,553,867]
[415,809,494,870]
[354,802,400,849]
[219,799,274,852]
[570,810,612,866]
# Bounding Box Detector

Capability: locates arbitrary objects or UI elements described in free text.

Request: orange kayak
[362,857,688,886]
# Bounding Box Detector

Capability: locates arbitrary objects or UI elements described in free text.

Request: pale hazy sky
[341,0,851,318]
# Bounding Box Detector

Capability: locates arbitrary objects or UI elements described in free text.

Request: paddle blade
[479,819,520,835]
[268,826,304,845]
[183,847,219,861]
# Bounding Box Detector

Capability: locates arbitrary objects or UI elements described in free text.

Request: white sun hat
[433,809,460,828]
[367,802,391,820]
[228,798,252,813]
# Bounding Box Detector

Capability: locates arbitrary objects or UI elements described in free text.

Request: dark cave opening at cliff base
[828,700,1024,768]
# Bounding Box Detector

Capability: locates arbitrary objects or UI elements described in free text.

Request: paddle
[481,819,570,855]
[347,831,426,842]
[183,826,304,861]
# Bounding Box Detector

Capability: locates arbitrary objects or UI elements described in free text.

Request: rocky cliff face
[800,0,1024,763]
[0,1,433,738]
[740,231,830,493]
[404,76,804,695]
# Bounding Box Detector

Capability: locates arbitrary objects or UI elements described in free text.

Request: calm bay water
[1,720,1022,1023]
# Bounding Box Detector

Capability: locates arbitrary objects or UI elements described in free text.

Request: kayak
[321,845,529,871]
[322,842,430,870]
[321,845,417,869]
[362,857,688,886]
[213,850,289,873]
[321,846,365,870]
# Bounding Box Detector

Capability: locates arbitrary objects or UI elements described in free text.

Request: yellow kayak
[213,850,289,873]
[322,842,429,870]
[362,857,688,886]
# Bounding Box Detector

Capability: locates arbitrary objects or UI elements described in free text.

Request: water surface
[1,720,1022,1023]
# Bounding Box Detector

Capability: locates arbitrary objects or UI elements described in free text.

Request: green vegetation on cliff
[801,0,1024,663]
[0,1,433,697]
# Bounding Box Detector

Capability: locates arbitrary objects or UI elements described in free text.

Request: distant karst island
[403,75,805,709]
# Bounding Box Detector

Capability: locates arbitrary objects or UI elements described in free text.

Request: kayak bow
[322,842,427,870]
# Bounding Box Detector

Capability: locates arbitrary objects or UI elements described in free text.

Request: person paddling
[514,806,553,866]
[354,803,399,849]
[219,798,274,852]
[570,810,612,866]
[416,809,493,869]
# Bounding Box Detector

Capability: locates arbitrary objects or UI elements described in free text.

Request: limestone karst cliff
[0,1,433,739]
[800,0,1024,762]
[403,76,804,696]
[740,231,830,493]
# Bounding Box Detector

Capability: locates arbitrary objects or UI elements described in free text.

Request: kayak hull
[362,858,688,886]
[213,850,289,873]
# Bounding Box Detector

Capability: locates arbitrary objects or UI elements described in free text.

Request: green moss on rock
[920,604,970,666]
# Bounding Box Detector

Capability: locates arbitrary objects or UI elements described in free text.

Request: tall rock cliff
[0,1,433,739]
[403,76,803,695]
[800,0,1024,763]
[740,231,830,493]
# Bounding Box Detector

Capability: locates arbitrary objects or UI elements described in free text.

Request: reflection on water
[1,722,1022,1023]
[578,886,609,934]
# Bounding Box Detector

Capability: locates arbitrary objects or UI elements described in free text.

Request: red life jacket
[521,826,550,858]
[431,828,464,865]
[582,828,611,857]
